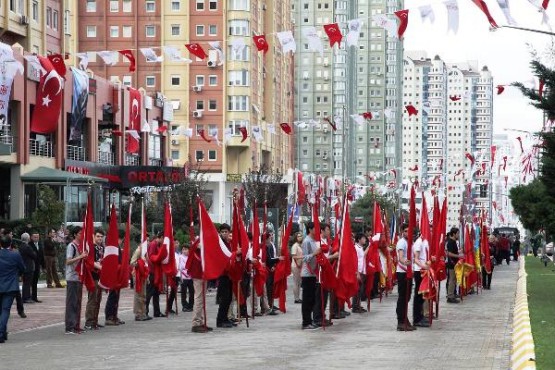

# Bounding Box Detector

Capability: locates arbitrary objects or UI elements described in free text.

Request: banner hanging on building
[70,68,89,142]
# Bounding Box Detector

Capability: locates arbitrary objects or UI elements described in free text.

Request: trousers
[396,272,412,324]
[65,281,83,331]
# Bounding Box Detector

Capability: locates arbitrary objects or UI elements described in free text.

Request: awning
[21,167,108,184]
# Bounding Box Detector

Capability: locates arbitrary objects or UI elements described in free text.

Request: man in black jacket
[19,233,37,304]
[265,232,281,316]
[30,232,44,302]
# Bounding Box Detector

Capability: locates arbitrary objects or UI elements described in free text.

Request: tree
[350,190,398,233]
[510,180,555,240]
[31,185,64,233]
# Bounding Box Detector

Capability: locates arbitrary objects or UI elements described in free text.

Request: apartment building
[292,0,404,183]
[402,51,494,228]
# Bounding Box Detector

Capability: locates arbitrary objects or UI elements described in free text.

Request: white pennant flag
[230,39,246,58]
[75,53,90,69]
[496,0,517,25]
[303,27,324,57]
[372,110,381,119]
[183,128,193,138]
[267,123,276,134]
[276,31,296,54]
[422,101,431,115]
[384,108,394,121]
[141,119,151,133]
[208,41,225,66]
[346,19,363,47]
[251,126,263,142]
[224,128,232,143]
[140,48,163,62]
[23,55,46,75]
[209,127,220,146]
[444,0,459,34]
[98,51,119,66]
[372,14,398,38]
[418,5,435,23]
[350,114,365,126]
[163,46,192,63]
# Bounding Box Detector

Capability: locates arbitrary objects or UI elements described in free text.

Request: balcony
[0,134,15,154]
[67,145,86,161]
[125,154,139,166]
[226,135,250,148]
[97,149,114,165]
[149,158,163,167]
[29,139,54,157]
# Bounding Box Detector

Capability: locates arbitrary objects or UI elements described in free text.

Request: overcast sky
[404,0,554,135]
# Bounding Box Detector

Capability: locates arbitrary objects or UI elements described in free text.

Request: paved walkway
[3,262,518,369]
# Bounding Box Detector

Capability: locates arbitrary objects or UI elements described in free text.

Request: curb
[511,257,536,370]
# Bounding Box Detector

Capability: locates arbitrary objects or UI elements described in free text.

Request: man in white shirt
[352,233,368,313]
[413,232,430,327]
[179,246,194,312]
[395,224,415,331]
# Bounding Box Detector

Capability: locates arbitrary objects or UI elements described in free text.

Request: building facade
[292,0,404,183]
[402,51,494,228]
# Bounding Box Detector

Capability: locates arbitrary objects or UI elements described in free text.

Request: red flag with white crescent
[471,0,499,28]
[161,202,177,283]
[253,35,269,53]
[394,10,409,39]
[118,49,136,72]
[128,88,141,131]
[47,53,67,79]
[323,23,343,47]
[199,197,231,280]
[185,43,208,59]
[99,203,120,290]
[119,203,132,289]
[30,56,64,134]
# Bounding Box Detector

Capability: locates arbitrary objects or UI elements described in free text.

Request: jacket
[0,248,26,293]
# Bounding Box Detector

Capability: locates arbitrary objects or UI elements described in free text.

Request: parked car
[545,242,553,256]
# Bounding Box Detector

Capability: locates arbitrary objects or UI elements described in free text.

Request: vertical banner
[70,68,89,142]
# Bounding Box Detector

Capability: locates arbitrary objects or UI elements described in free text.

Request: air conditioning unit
[207,60,217,68]
[192,85,202,92]
[323,62,329,67]
[171,139,179,145]
[192,110,203,118]
[20,15,29,25]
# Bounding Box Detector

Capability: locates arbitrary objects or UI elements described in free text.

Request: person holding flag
[395,224,415,331]
[412,230,431,328]
[84,229,104,330]
[300,222,321,330]
[64,227,88,334]
[446,227,463,304]
[145,232,166,318]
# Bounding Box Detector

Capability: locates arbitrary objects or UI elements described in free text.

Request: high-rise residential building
[292,0,404,183]
[402,51,493,228]
[78,0,294,222]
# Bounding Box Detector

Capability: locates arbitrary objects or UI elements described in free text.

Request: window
[145,25,155,37]
[171,25,180,36]
[195,150,204,161]
[171,150,180,160]
[196,25,205,36]
[171,1,181,11]
[196,0,204,10]
[123,0,132,12]
[228,96,248,111]
[46,7,52,27]
[110,26,119,37]
[228,70,249,86]
[171,75,181,86]
[209,25,217,36]
[208,100,217,110]
[209,75,217,86]
[64,10,70,34]
[86,0,96,12]
[228,120,248,136]
[52,10,59,29]
[209,0,218,10]
[32,1,38,21]
[208,150,216,161]
[122,25,132,37]
[229,0,249,10]
[196,100,204,110]
[146,76,155,87]
[148,124,161,159]
[110,0,119,12]
[196,75,205,86]
[228,20,249,36]
[122,75,132,86]
[145,0,155,12]
[86,25,97,37]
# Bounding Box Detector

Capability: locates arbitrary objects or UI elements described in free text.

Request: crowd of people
[0,219,525,342]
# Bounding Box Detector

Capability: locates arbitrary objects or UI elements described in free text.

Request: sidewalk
[4,263,518,369]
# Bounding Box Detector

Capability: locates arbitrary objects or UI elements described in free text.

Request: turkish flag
[449,95,461,101]
[198,129,212,143]
[161,202,177,284]
[238,126,248,142]
[323,116,337,131]
[394,10,409,39]
[76,194,96,292]
[118,203,132,289]
[323,23,342,47]
[335,197,359,307]
[118,49,136,72]
[465,152,475,166]
[198,197,231,280]
[405,104,418,116]
[126,130,140,154]
[47,53,67,79]
[362,112,373,120]
[99,203,121,290]
[496,85,505,95]
[373,201,383,236]
[185,43,208,60]
[253,35,269,53]
[30,56,64,134]
[279,122,292,134]
[471,0,499,28]
[128,87,141,131]
[297,171,306,205]
[273,208,294,312]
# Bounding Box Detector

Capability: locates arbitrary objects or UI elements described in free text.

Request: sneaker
[216,322,234,328]
[18,312,27,319]
[47,285,54,289]
[414,320,430,328]
[84,325,94,331]
[397,324,416,331]
[302,324,319,330]
[192,326,209,333]
[105,319,119,326]
[117,319,125,325]
[267,309,279,316]
[65,330,77,335]
[447,298,460,304]
[294,299,302,304]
